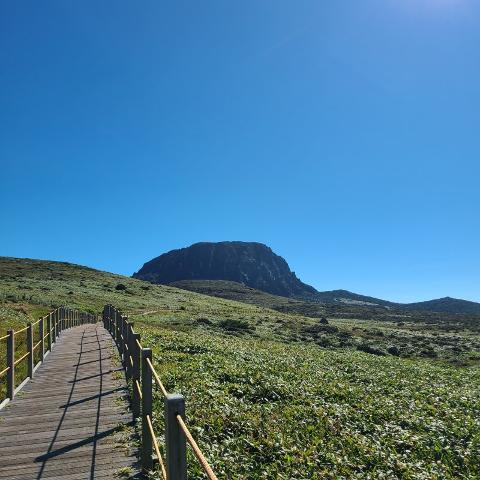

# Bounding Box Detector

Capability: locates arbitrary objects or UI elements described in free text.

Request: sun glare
[395,0,467,11]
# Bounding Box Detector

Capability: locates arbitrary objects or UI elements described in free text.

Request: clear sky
[1,1,479,303]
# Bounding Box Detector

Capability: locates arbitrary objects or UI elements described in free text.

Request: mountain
[404,297,480,315]
[134,242,480,315]
[133,241,317,297]
[306,290,396,308]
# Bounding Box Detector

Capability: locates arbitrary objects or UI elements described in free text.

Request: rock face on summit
[133,241,317,297]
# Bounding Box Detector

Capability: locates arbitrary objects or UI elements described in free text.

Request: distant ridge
[134,241,480,315]
[404,297,480,315]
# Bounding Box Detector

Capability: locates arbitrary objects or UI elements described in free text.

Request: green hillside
[1,257,479,363]
[1,257,479,478]
[0,256,319,339]
[169,279,329,317]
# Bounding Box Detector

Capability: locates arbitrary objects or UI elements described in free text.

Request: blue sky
[1,1,479,303]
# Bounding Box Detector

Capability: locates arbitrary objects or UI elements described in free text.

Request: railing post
[114,310,118,342]
[117,312,122,353]
[110,306,114,335]
[55,309,59,338]
[132,333,141,419]
[47,313,52,352]
[121,315,127,362]
[6,329,14,400]
[27,322,34,378]
[118,314,123,358]
[125,320,131,381]
[39,317,45,360]
[165,393,187,480]
[142,348,153,471]
[116,310,121,345]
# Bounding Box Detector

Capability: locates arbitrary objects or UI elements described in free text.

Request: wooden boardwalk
[0,324,140,479]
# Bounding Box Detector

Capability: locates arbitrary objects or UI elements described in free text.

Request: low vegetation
[0,257,479,478]
[138,321,480,479]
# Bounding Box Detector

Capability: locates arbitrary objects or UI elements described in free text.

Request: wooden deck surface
[0,324,140,479]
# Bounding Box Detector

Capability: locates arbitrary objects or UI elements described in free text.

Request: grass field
[1,256,479,478]
[138,320,480,479]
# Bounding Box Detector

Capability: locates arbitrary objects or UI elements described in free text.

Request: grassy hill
[1,257,479,363]
[0,256,320,339]
[1,257,479,478]
[169,279,330,317]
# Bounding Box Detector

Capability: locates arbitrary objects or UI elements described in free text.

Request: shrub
[115,283,127,291]
[387,345,401,356]
[302,324,339,336]
[357,343,386,356]
[219,319,254,333]
[197,317,212,325]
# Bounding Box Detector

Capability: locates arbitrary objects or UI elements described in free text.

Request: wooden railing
[0,306,97,409]
[103,304,219,480]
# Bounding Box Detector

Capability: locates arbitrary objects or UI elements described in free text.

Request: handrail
[14,351,30,366]
[135,380,143,400]
[1,306,97,407]
[176,414,219,480]
[103,303,220,479]
[31,318,41,327]
[146,357,168,397]
[146,414,167,479]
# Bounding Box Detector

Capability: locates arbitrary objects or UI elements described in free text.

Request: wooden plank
[0,324,140,479]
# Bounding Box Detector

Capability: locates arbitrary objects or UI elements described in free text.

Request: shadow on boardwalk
[0,324,140,479]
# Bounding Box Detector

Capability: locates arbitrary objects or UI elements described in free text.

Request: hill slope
[0,257,478,478]
[1,256,479,363]
[133,241,317,297]
[0,256,319,341]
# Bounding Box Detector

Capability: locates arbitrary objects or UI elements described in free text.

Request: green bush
[219,318,254,332]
